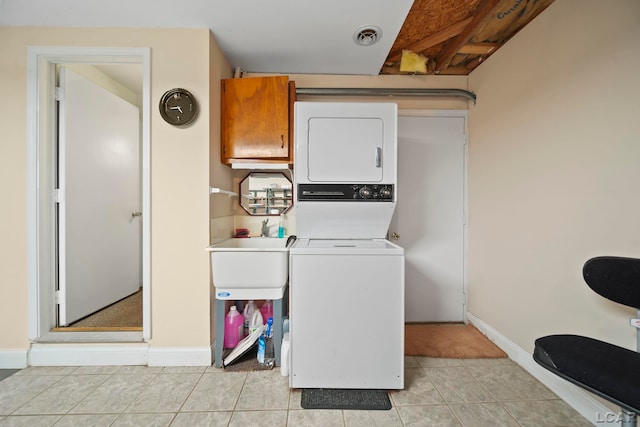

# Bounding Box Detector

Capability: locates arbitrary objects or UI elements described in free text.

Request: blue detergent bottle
[277,214,285,238]
[257,317,275,367]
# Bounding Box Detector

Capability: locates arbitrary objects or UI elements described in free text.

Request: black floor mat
[301,388,392,410]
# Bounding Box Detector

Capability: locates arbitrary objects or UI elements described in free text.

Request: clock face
[159,88,198,126]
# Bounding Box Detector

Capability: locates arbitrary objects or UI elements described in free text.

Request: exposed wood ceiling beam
[457,42,500,55]
[386,17,473,63]
[434,0,503,72]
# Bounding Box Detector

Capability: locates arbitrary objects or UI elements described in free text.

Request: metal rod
[295,87,477,104]
[210,187,238,197]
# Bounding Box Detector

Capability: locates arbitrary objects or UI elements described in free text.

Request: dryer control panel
[298,184,394,201]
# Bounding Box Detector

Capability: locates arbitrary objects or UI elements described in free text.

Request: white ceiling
[0,0,414,75]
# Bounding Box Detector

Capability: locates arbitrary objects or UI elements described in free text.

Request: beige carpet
[69,290,142,329]
[405,323,507,358]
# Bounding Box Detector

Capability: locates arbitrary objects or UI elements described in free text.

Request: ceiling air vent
[353,26,382,47]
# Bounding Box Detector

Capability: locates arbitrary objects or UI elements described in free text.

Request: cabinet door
[222,76,291,162]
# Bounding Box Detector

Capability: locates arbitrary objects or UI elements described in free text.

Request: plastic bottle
[260,300,273,324]
[242,300,257,337]
[257,317,275,367]
[278,214,285,238]
[235,300,245,313]
[280,332,290,377]
[257,334,266,365]
[223,305,243,349]
[249,309,264,334]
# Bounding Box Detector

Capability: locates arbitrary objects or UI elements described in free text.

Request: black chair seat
[534,334,640,414]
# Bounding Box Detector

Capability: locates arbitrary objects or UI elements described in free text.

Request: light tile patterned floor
[0,357,592,426]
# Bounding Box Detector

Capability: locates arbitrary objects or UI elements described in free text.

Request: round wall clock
[159,88,198,126]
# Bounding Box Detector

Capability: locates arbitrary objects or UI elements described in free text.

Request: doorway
[27,47,151,342]
[389,112,467,322]
[56,66,142,329]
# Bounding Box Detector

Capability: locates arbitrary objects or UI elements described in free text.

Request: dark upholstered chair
[534,256,640,427]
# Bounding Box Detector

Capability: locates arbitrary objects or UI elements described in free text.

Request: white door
[391,115,466,322]
[57,67,141,326]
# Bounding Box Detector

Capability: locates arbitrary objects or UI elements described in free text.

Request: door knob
[391,232,400,240]
[131,211,142,218]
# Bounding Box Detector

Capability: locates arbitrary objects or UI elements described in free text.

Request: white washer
[289,239,404,389]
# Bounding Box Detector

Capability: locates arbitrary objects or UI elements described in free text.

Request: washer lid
[308,239,384,248]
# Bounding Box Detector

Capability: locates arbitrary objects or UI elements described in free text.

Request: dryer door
[308,117,384,182]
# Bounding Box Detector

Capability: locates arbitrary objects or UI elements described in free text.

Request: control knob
[379,186,392,198]
[359,186,372,199]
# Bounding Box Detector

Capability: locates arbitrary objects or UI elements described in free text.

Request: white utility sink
[207,237,290,300]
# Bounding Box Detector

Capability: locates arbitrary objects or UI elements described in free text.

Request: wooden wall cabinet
[221,76,296,166]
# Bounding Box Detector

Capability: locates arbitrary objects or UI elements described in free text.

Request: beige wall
[0,29,29,348]
[208,32,234,343]
[468,0,640,353]
[210,43,234,221]
[0,27,228,352]
[149,28,215,348]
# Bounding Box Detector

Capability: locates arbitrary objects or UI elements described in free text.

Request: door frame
[26,46,151,341]
[395,109,469,322]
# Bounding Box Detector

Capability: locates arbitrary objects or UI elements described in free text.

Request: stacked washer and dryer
[289,102,405,390]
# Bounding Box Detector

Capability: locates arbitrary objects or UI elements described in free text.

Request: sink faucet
[261,219,270,237]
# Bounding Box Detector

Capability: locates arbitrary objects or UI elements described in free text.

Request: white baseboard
[147,346,212,367]
[467,313,618,426]
[0,350,29,368]
[29,343,148,366]
[24,344,212,367]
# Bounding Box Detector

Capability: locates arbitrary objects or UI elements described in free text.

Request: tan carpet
[405,323,507,358]
[69,290,142,328]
